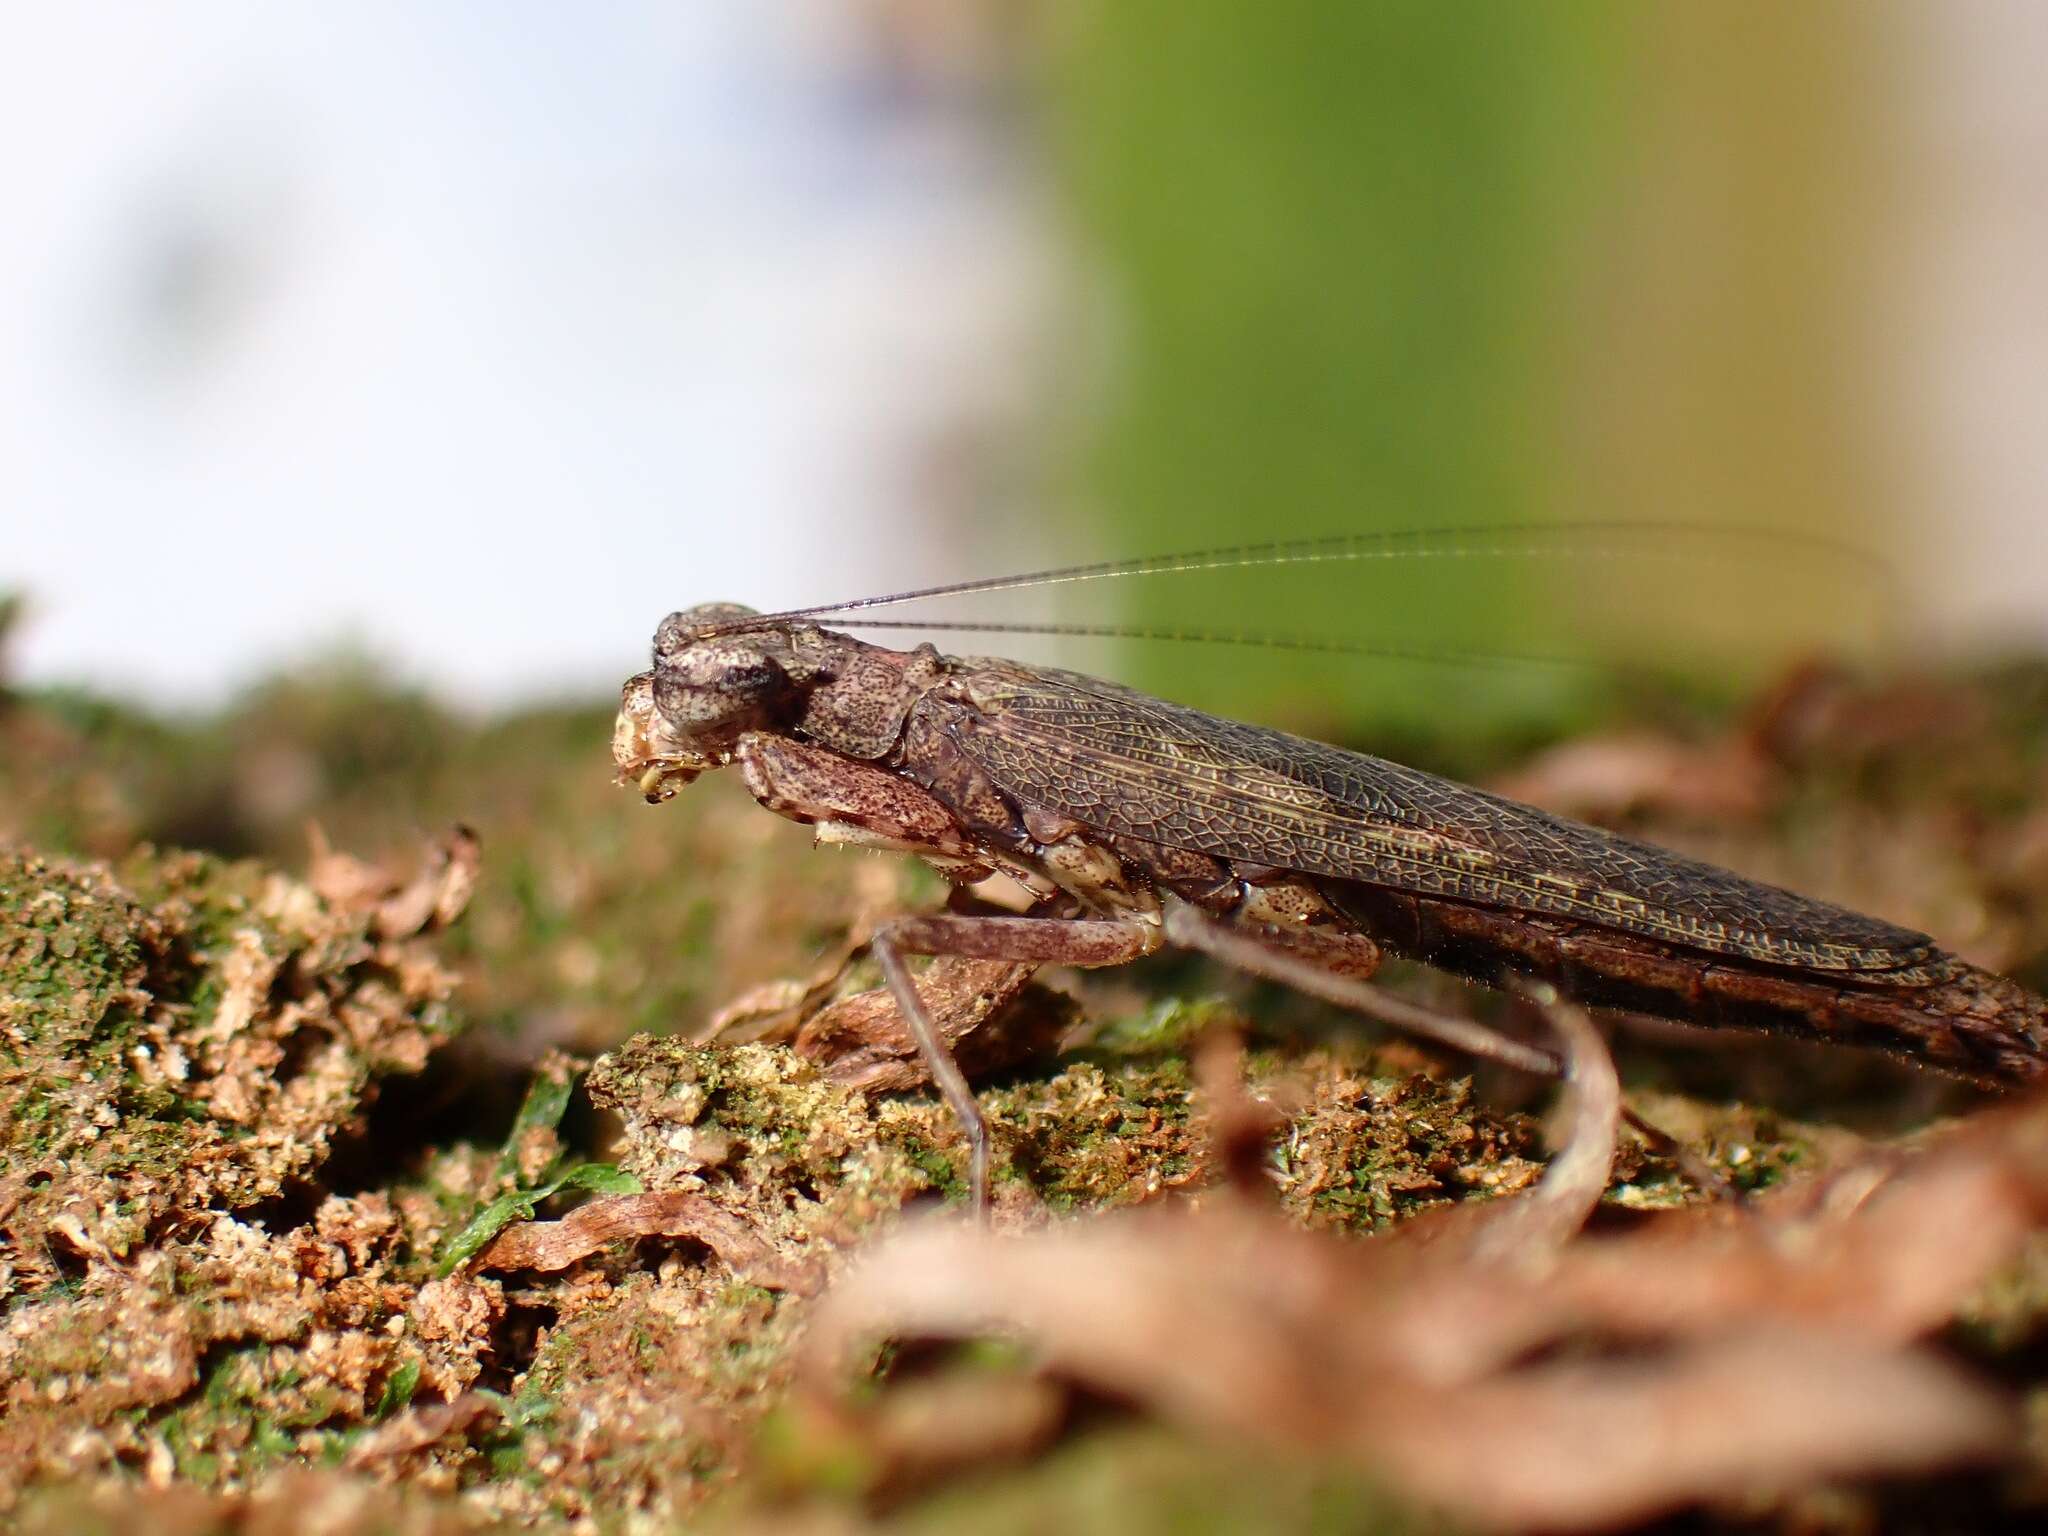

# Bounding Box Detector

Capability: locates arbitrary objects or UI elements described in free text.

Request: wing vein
[950,670,1938,978]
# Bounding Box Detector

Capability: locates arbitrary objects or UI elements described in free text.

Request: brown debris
[13,656,2048,1530]
[474,1190,813,1292]
[1190,1026,1286,1197]
[0,1210,417,1494]
[1494,661,2001,830]
[406,1275,505,1402]
[343,1394,500,1471]
[796,956,1076,1090]
[799,1092,2048,1530]
[703,939,867,1043]
[0,833,487,1505]
[16,1469,505,1536]
[1,837,470,1295]
[307,822,481,938]
[1748,658,1992,766]
[1449,997,1621,1261]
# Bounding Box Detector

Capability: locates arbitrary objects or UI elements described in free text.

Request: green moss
[1090,996,1248,1056]
[1185,1050,1538,1233]
[0,836,466,1316]
[141,1342,354,1483]
[0,848,159,1059]
[986,1058,1198,1209]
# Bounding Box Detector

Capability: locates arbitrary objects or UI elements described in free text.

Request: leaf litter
[798,1019,2045,1530]
[5,655,2048,1530]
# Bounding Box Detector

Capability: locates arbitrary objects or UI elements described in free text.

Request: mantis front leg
[872,913,1158,1213]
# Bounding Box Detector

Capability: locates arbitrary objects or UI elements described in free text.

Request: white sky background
[0,2,1052,706]
[3,4,2044,710]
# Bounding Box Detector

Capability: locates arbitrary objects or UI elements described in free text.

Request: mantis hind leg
[1161,902,1731,1201]
[1162,902,1561,1076]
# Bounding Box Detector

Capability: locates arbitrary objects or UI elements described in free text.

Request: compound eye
[653,642,792,732]
[653,604,758,664]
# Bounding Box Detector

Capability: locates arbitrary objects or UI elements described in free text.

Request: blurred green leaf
[487,1061,578,1190]
[373,1359,421,1421]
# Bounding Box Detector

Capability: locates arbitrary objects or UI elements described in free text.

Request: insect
[614,530,2048,1206]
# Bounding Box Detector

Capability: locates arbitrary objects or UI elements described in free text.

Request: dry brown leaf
[342,1393,498,1471]
[798,1093,2048,1530]
[1359,1333,2011,1531]
[1491,732,1777,824]
[795,957,1072,1091]
[474,1190,813,1293]
[1462,999,1619,1261]
[1190,1027,1285,1196]
[703,930,871,1044]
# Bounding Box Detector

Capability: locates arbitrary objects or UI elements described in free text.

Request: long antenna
[810,616,1591,671]
[699,520,1896,640]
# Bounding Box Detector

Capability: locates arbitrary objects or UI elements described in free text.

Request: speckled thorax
[612,626,1370,960]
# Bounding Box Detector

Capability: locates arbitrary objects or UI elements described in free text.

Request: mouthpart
[613,670,710,803]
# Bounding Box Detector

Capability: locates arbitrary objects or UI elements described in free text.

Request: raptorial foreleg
[873,913,1158,1212]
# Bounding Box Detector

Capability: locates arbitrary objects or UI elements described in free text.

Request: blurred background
[4,1,2044,725]
[7,1,2048,1056]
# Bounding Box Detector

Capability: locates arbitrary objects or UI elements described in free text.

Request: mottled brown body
[617,611,2048,1096]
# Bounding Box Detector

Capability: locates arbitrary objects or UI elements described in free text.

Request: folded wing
[952,666,1939,980]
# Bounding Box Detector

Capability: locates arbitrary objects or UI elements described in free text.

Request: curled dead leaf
[798,1093,2048,1529]
[474,1191,813,1293]
[1461,998,1620,1262]
[796,957,1073,1091]
[342,1393,498,1470]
